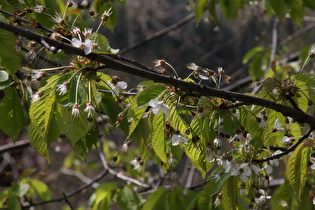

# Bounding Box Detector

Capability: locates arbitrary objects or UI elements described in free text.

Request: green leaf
[185,139,207,177]
[285,143,310,202]
[88,32,119,54]
[117,186,142,210]
[28,76,61,159]
[0,80,14,90]
[73,127,98,158]
[242,47,264,64]
[11,183,29,197]
[249,53,266,81]
[151,113,167,163]
[271,183,291,210]
[0,87,25,141]
[0,30,16,57]
[219,0,240,19]
[128,83,166,137]
[205,167,231,196]
[0,70,8,82]
[56,105,89,146]
[268,0,293,20]
[221,176,238,210]
[304,0,315,10]
[92,182,117,210]
[208,0,218,24]
[295,74,315,88]
[1,54,21,75]
[289,0,304,25]
[142,188,169,210]
[0,0,22,12]
[168,102,189,135]
[194,0,208,23]
[26,179,51,201]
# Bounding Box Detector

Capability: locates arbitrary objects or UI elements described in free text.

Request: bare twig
[22,170,108,208]
[252,128,313,163]
[0,139,30,154]
[98,138,150,188]
[120,13,195,54]
[61,167,99,188]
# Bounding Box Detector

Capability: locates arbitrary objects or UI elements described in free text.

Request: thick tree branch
[1,21,315,127]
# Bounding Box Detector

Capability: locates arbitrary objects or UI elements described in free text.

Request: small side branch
[252,128,313,163]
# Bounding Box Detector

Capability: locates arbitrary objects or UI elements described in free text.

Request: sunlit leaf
[151,113,167,163]
[221,176,238,209]
[26,179,52,201]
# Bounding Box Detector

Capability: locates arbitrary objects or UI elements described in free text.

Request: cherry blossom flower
[72,27,81,35]
[214,194,221,207]
[72,103,80,117]
[107,80,127,96]
[84,101,95,117]
[56,81,69,95]
[255,189,271,207]
[101,8,113,21]
[169,132,188,146]
[154,59,166,68]
[83,28,92,37]
[130,156,143,172]
[52,12,65,24]
[220,158,239,176]
[168,154,177,167]
[34,5,46,13]
[239,163,252,183]
[280,136,293,144]
[213,136,223,149]
[31,91,43,103]
[71,38,93,55]
[272,118,285,133]
[309,157,315,170]
[149,99,170,115]
[205,145,216,162]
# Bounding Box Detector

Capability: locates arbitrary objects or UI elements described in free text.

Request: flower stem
[75,72,83,104]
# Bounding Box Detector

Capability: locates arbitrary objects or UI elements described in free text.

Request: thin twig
[98,138,150,188]
[63,192,74,210]
[252,128,313,163]
[0,139,30,154]
[120,13,195,54]
[22,170,108,208]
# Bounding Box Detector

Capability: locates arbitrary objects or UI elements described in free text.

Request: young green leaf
[142,188,169,210]
[151,113,167,163]
[221,176,238,210]
[0,87,25,141]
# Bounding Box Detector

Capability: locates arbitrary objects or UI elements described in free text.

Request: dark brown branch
[0,21,315,127]
[119,13,195,54]
[22,170,108,208]
[252,128,313,163]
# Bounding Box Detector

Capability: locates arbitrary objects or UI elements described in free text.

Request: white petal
[84,39,93,55]
[117,81,127,89]
[152,107,162,115]
[163,104,170,115]
[199,74,209,80]
[71,38,81,48]
[149,99,160,108]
